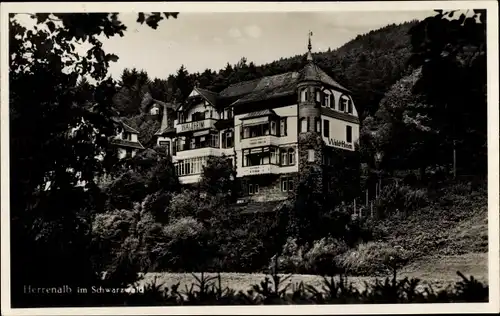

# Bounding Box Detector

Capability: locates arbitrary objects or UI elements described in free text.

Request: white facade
[155,51,360,186]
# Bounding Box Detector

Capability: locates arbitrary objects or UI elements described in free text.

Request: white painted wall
[178,174,202,184]
[321,115,359,151]
[115,131,138,142]
[329,89,358,117]
[234,104,298,173]
[175,100,220,125]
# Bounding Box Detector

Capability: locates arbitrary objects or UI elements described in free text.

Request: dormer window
[340,95,352,113]
[323,89,333,109]
[347,99,353,114]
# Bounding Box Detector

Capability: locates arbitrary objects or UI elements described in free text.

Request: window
[125,148,133,158]
[270,147,279,164]
[280,148,295,166]
[288,148,295,165]
[222,130,234,148]
[346,126,352,143]
[159,140,171,156]
[270,121,277,135]
[281,177,294,192]
[316,90,321,102]
[347,99,353,114]
[300,118,307,133]
[223,107,233,120]
[281,149,287,166]
[248,183,259,195]
[241,122,278,139]
[280,118,287,136]
[123,132,131,141]
[324,91,331,108]
[323,119,330,138]
[192,111,206,121]
[340,96,350,112]
[315,118,321,133]
[175,157,209,176]
[300,88,308,102]
[243,146,279,167]
[307,149,315,162]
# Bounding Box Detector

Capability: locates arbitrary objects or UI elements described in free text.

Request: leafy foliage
[9,12,178,308]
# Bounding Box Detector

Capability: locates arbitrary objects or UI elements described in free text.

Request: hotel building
[156,39,360,202]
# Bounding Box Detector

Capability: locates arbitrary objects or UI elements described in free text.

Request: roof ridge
[121,120,140,134]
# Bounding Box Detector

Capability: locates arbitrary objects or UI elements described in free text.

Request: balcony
[175,144,222,160]
[240,135,280,149]
[176,118,217,134]
[239,164,280,177]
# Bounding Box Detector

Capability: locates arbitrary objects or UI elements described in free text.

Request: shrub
[142,191,172,223]
[375,184,428,218]
[105,171,149,210]
[270,237,349,276]
[269,237,307,274]
[339,242,410,277]
[151,217,214,272]
[303,238,349,276]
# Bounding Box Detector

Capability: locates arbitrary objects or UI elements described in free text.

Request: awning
[241,109,277,120]
[242,116,270,126]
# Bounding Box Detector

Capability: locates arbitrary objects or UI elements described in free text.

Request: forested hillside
[9,10,488,307]
[114,21,419,133]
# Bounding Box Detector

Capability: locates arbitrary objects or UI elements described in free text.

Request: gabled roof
[195,87,218,107]
[111,138,145,150]
[230,72,299,107]
[175,50,351,109]
[218,77,262,99]
[122,122,139,134]
[155,126,176,136]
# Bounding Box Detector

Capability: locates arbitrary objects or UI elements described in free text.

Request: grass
[138,252,488,294]
[137,183,489,295]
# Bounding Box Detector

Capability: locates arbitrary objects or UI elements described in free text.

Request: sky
[13,10,436,81]
[99,11,435,80]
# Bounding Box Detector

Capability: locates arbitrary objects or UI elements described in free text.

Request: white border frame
[1,1,498,315]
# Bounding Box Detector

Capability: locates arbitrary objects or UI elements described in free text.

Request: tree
[362,69,437,176]
[9,12,178,307]
[113,68,151,116]
[199,155,237,197]
[408,10,487,175]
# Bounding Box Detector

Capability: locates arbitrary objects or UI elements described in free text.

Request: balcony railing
[239,164,280,176]
[177,143,219,152]
[240,135,280,148]
[176,118,217,133]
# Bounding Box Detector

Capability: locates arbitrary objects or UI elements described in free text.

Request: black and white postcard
[1,1,499,315]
